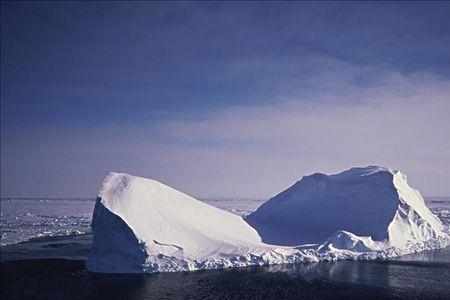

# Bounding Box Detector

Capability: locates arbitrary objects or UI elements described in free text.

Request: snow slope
[87,167,449,273]
[87,172,270,273]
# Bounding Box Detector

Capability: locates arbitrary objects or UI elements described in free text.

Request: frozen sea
[1,197,449,246]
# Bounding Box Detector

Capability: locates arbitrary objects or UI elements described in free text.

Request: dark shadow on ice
[246,170,399,246]
[87,197,147,272]
[244,219,323,246]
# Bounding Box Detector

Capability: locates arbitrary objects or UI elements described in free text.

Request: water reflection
[2,235,449,299]
[84,247,450,299]
[263,247,450,295]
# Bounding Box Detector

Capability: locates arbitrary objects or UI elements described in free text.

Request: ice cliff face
[87,167,448,273]
[246,166,445,248]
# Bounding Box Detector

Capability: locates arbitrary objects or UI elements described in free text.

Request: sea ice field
[3,197,448,248]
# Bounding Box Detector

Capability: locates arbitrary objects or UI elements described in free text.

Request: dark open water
[1,234,449,300]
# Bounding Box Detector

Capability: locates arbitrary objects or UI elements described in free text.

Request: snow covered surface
[0,198,93,246]
[246,166,445,248]
[87,167,449,273]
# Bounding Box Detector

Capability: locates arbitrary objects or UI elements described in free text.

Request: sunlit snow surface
[1,197,448,247]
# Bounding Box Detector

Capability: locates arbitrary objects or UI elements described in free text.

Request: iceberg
[246,166,445,248]
[87,167,449,273]
[87,172,267,273]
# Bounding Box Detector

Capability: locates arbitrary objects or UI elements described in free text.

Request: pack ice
[87,166,449,273]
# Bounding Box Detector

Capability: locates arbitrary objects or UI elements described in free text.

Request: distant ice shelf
[87,166,449,273]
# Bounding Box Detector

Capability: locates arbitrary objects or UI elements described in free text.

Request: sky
[1,1,450,199]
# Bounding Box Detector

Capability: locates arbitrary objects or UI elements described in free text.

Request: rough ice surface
[87,167,449,273]
[246,166,444,248]
[0,198,94,246]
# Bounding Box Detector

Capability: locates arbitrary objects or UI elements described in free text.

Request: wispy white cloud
[149,67,450,198]
[2,60,449,198]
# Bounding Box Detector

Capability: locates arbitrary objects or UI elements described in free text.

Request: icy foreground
[87,167,449,273]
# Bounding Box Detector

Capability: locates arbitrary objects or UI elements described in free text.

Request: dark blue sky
[2,2,450,198]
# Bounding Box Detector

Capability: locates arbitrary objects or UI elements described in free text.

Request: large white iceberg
[87,166,448,273]
[87,172,268,273]
[246,166,445,249]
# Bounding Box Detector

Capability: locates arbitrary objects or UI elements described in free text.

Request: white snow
[87,172,269,273]
[388,170,445,248]
[246,166,446,247]
[87,166,449,273]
